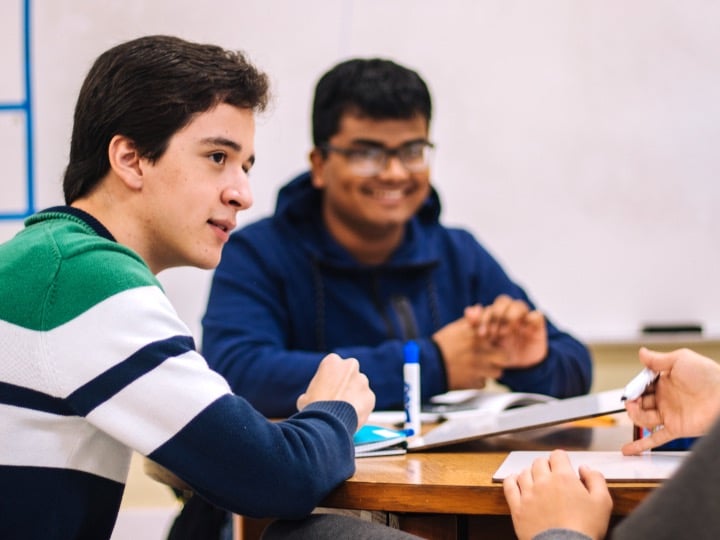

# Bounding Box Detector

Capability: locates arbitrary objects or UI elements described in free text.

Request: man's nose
[379,154,410,178]
[224,171,254,210]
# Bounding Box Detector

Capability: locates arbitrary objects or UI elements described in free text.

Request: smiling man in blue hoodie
[202,57,592,420]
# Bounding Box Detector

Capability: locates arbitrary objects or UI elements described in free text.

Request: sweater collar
[27,206,116,242]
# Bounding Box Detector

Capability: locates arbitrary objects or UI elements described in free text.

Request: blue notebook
[354,425,409,457]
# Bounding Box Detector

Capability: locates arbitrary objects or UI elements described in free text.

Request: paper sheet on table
[492,450,688,482]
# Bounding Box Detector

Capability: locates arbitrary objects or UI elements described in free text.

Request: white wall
[2,0,719,341]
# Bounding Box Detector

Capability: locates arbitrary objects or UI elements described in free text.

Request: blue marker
[403,340,421,435]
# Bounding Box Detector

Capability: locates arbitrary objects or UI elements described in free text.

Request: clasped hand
[434,295,548,390]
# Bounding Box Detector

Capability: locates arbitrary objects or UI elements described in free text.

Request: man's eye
[210,152,226,165]
[403,144,425,158]
[349,148,380,160]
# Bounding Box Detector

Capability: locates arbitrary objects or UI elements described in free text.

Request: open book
[424,389,556,419]
[368,389,556,426]
[353,425,409,458]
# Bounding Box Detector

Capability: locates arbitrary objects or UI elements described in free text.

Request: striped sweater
[0,207,358,540]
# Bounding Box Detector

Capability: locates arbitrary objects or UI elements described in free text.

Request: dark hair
[63,35,270,203]
[312,58,432,148]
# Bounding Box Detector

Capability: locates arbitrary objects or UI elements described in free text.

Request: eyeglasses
[320,140,435,177]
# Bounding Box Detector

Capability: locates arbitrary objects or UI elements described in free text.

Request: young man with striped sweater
[0,35,416,540]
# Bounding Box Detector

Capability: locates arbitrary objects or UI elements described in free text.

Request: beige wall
[589,337,720,392]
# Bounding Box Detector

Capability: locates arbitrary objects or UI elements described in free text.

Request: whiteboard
[2,0,719,341]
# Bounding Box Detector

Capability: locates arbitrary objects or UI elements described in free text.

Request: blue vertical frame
[0,0,34,220]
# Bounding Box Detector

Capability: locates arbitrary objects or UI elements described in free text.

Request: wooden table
[236,417,658,539]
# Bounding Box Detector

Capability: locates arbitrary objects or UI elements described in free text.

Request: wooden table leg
[395,513,460,540]
[466,515,516,539]
[233,515,273,540]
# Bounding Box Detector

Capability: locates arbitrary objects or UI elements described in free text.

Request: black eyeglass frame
[318,140,435,175]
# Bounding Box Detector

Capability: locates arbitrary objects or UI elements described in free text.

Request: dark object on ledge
[641,323,703,335]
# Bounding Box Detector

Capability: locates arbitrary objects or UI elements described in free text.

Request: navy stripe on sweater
[68,335,196,415]
[0,382,74,415]
[0,335,195,417]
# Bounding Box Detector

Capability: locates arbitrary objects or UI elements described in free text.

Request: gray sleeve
[533,529,592,540]
[611,416,720,540]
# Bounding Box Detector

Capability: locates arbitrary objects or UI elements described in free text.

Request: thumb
[296,393,308,411]
[638,347,676,373]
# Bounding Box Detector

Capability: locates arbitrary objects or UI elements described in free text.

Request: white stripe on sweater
[86,348,230,455]
[0,403,131,482]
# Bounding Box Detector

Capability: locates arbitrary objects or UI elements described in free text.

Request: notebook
[354,425,409,458]
[407,388,626,451]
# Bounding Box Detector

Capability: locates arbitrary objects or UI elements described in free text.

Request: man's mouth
[208,219,233,232]
[367,187,406,201]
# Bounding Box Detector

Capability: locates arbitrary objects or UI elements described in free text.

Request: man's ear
[108,134,144,190]
[309,147,326,189]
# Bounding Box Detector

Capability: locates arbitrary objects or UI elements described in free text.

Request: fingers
[624,397,663,431]
[519,451,605,491]
[465,296,544,342]
[504,451,574,500]
[464,304,482,326]
[517,450,569,489]
[530,451,552,479]
[477,295,531,338]
[639,392,657,411]
[479,295,527,336]
[515,460,536,493]
[578,464,607,494]
[621,426,672,455]
[621,438,647,456]
[504,452,611,540]
[621,420,672,455]
[523,310,545,332]
[547,449,574,474]
[298,353,375,422]
[502,473,522,508]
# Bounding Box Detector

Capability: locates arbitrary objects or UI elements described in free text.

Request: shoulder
[41,221,160,329]
[421,221,489,254]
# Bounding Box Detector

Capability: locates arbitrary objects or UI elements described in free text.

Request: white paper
[492,450,688,482]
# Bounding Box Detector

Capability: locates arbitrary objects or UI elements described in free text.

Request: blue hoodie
[203,172,592,417]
